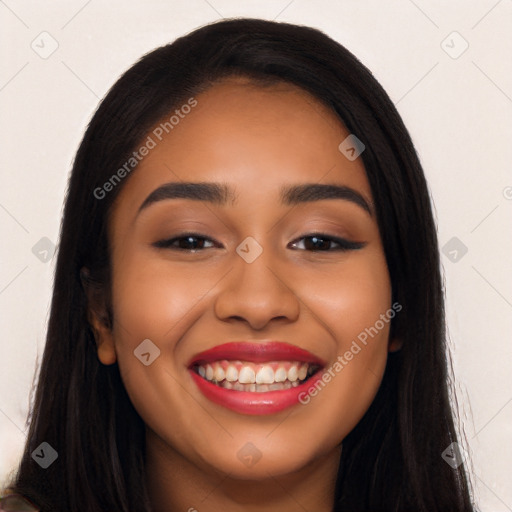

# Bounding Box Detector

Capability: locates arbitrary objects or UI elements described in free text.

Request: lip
[189,370,323,415]
[188,341,326,366]
[188,341,326,415]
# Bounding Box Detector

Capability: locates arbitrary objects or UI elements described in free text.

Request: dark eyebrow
[138,182,236,212]
[280,183,372,215]
[137,181,372,215]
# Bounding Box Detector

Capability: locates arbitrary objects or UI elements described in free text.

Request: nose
[213,248,300,331]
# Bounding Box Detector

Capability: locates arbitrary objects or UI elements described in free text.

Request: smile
[188,341,325,415]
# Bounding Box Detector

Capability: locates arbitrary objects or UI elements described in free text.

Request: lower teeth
[207,378,306,392]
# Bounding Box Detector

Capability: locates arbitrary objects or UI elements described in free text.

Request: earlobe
[88,311,117,365]
[388,338,403,352]
[87,304,118,366]
[81,266,117,366]
[96,335,117,365]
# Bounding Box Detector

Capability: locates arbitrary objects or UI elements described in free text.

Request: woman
[1,18,476,511]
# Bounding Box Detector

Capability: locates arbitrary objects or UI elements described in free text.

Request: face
[90,77,398,480]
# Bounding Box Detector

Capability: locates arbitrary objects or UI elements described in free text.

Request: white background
[1,1,511,510]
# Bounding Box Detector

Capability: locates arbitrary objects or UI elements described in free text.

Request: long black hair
[4,18,475,511]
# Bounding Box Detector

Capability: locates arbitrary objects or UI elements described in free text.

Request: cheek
[294,249,392,436]
[110,250,216,345]
[107,251,215,446]
[303,248,392,343]
[107,250,213,409]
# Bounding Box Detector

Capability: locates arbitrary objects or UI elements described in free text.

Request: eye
[153,233,219,251]
[153,232,365,253]
[288,233,366,252]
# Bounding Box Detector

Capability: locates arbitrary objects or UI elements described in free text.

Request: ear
[388,338,404,353]
[80,267,117,366]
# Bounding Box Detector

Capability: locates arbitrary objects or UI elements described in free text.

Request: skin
[88,77,401,512]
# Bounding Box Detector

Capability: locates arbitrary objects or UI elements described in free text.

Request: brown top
[0,493,40,512]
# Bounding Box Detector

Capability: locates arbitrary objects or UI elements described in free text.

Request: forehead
[110,77,371,225]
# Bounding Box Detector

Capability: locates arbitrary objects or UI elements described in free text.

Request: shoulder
[0,492,40,511]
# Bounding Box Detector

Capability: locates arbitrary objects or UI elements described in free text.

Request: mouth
[187,341,325,415]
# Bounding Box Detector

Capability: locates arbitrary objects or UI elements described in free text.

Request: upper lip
[188,341,326,367]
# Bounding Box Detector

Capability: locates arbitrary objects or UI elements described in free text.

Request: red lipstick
[188,341,325,366]
[188,341,325,415]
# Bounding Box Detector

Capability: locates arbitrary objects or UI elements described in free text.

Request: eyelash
[153,232,366,252]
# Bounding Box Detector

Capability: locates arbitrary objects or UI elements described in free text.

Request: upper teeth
[196,360,312,385]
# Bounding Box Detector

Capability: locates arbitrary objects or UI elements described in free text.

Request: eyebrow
[137,182,372,215]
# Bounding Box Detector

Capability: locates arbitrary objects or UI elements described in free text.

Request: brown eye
[289,234,366,252]
[153,234,217,251]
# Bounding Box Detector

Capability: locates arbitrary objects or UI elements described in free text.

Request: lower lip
[189,369,323,415]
